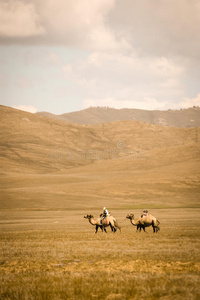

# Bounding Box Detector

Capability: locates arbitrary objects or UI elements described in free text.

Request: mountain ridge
[37,106,200,127]
[0,104,200,210]
[1,104,200,175]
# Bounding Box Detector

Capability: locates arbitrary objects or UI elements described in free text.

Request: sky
[0,0,200,114]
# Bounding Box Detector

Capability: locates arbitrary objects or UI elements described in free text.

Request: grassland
[0,106,200,299]
[0,208,200,300]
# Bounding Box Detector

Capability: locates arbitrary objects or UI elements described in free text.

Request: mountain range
[0,104,200,210]
[37,106,200,127]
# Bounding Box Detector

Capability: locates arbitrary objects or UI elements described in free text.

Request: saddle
[100,216,109,225]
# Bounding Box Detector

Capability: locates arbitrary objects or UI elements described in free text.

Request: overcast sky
[0,0,200,114]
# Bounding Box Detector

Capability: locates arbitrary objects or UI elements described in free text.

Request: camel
[84,214,120,233]
[126,213,160,233]
[99,213,121,232]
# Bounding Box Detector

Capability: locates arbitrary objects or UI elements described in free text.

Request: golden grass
[0,209,200,299]
[1,106,200,298]
[1,157,200,211]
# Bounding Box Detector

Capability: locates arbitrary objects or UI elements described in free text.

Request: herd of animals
[84,210,160,234]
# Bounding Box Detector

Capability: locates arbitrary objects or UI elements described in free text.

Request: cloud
[12,105,38,113]
[1,0,200,61]
[83,97,167,110]
[63,51,185,107]
[0,0,117,49]
[109,0,200,60]
[0,0,45,37]
[36,0,117,49]
[179,93,200,109]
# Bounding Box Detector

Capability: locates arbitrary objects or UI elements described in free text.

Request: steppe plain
[0,105,200,299]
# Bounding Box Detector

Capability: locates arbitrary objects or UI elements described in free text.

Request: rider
[99,207,109,225]
[103,207,109,217]
[141,210,148,218]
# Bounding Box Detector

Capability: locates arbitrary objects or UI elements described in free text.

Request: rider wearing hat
[103,207,109,217]
[141,210,148,218]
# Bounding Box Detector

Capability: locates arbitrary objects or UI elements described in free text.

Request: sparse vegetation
[0,209,200,299]
[0,105,200,299]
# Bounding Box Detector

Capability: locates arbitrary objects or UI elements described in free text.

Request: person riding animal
[100,207,109,224]
[99,207,120,232]
[141,210,148,218]
[103,207,109,217]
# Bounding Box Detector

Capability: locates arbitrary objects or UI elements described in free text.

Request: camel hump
[102,216,109,225]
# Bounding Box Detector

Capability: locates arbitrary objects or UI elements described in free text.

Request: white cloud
[83,97,167,111]
[32,0,117,50]
[89,26,120,51]
[179,93,200,109]
[63,51,185,108]
[0,0,121,50]
[12,105,38,113]
[0,0,45,37]
[1,0,200,60]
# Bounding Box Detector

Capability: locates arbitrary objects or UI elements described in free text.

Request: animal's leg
[99,225,104,232]
[95,225,99,233]
[109,224,114,232]
[101,225,106,233]
[110,224,116,233]
[138,225,145,232]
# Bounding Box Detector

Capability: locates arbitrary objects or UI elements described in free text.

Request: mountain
[37,106,200,127]
[1,104,200,174]
[0,104,200,210]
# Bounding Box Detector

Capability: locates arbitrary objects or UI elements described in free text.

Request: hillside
[0,105,200,210]
[38,106,200,127]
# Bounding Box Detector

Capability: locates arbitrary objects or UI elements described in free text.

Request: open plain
[1,209,200,300]
[0,105,200,299]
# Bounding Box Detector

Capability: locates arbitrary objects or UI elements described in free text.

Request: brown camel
[126,213,160,233]
[99,213,121,232]
[84,214,119,233]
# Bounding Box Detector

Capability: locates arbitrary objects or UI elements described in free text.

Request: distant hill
[0,104,200,210]
[37,106,200,127]
[1,104,200,175]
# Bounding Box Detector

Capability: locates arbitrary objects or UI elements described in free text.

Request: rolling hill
[37,106,200,127]
[0,104,200,210]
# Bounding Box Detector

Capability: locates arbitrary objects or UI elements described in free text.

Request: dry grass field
[0,105,200,299]
[0,209,200,300]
